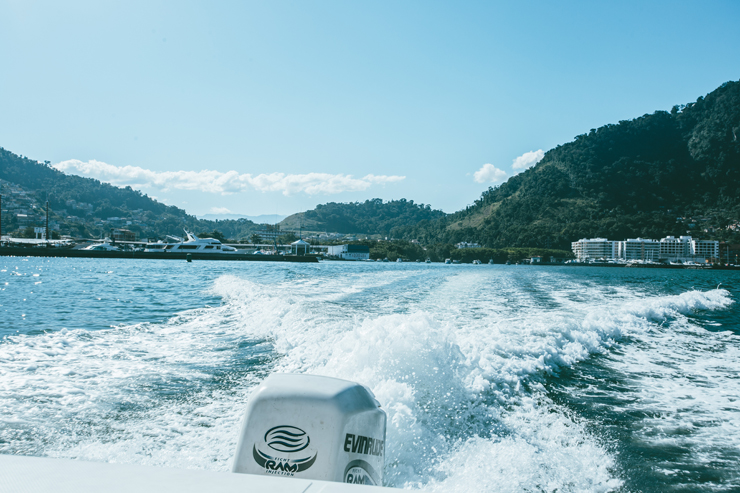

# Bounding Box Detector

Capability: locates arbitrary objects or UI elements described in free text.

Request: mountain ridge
[3,80,739,247]
[392,80,740,248]
[278,198,446,236]
[0,150,262,240]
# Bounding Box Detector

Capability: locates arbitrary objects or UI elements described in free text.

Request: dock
[0,247,319,262]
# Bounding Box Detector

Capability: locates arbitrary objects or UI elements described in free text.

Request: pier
[0,246,319,262]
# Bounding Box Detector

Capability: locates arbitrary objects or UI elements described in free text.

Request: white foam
[589,294,740,485]
[1,266,736,492]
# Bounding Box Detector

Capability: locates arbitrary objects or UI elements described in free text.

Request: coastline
[0,246,319,262]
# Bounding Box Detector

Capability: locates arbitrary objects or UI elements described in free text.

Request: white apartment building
[660,236,719,262]
[619,238,661,261]
[692,239,719,261]
[327,244,370,260]
[659,236,693,260]
[572,235,720,263]
[571,238,618,260]
[659,236,719,262]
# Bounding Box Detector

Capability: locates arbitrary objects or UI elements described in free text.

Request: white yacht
[146,230,238,254]
[143,240,167,252]
[82,238,120,251]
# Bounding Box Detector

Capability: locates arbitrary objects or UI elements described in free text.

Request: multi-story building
[692,239,719,261]
[327,244,370,260]
[571,238,618,260]
[619,238,660,261]
[659,236,693,260]
[16,214,38,227]
[658,236,718,262]
[572,235,720,263]
[255,227,290,242]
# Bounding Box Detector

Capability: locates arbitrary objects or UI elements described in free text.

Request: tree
[278,232,298,244]
[250,233,262,244]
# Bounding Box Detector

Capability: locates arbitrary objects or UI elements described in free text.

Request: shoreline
[0,247,319,262]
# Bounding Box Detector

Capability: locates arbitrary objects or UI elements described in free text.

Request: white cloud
[52,160,406,196]
[511,149,544,172]
[210,207,231,214]
[473,163,508,184]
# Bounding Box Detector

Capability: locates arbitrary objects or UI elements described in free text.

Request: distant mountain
[198,213,286,224]
[394,80,740,248]
[279,198,446,236]
[0,148,443,241]
[6,80,738,247]
[0,149,260,240]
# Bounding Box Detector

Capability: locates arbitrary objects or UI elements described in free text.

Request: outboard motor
[232,373,386,486]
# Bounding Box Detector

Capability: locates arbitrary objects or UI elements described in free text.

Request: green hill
[393,80,740,248]
[279,198,446,236]
[4,80,739,248]
[0,149,260,240]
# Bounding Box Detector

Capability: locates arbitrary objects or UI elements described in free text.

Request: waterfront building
[572,235,720,263]
[658,236,717,262]
[618,238,660,261]
[327,244,370,260]
[657,236,719,262]
[571,238,618,260]
[723,243,740,264]
[255,226,291,242]
[659,236,693,260]
[693,239,719,261]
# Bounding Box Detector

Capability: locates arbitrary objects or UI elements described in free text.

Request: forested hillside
[280,198,445,235]
[0,149,260,240]
[4,80,739,247]
[394,80,740,248]
[0,150,444,241]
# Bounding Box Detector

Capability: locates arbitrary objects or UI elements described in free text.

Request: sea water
[1,258,738,492]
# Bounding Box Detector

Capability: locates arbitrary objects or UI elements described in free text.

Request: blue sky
[1,1,739,218]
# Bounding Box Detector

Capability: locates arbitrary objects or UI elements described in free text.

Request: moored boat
[82,238,120,251]
[146,230,239,254]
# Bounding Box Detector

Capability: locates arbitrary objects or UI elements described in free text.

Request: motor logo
[344,460,379,486]
[343,433,384,457]
[253,425,317,476]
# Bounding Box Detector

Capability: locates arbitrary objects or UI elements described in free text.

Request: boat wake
[0,266,736,492]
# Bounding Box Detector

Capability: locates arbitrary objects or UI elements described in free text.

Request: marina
[0,246,318,262]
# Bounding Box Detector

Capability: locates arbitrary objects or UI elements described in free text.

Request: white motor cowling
[232,373,386,486]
